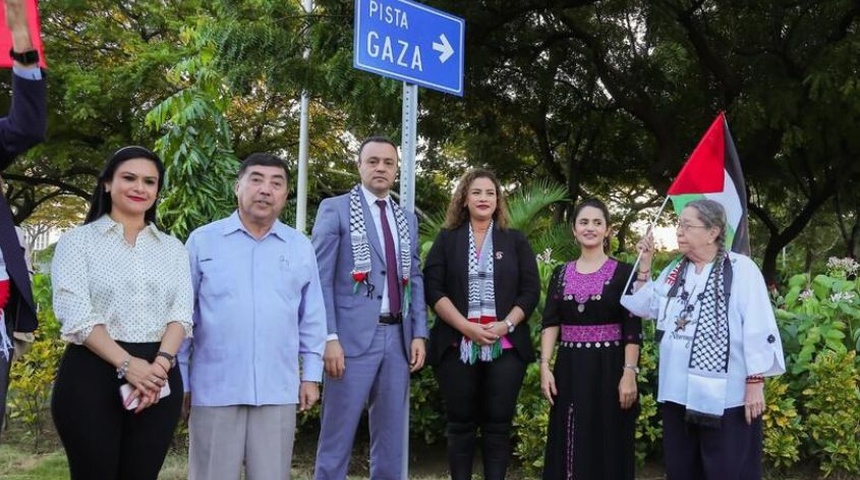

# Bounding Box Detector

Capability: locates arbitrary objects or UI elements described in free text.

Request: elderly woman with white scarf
[621,199,784,480]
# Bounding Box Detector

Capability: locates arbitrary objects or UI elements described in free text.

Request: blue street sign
[354,0,465,96]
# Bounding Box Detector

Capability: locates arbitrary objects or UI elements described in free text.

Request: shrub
[762,376,805,469]
[512,362,548,478]
[802,350,860,476]
[7,274,65,450]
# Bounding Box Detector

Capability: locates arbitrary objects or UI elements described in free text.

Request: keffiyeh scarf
[349,185,412,304]
[665,250,733,426]
[460,222,500,364]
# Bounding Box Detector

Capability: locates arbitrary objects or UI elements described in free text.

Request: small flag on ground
[667,112,750,255]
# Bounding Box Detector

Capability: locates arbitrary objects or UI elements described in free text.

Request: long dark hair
[443,168,510,230]
[84,146,165,225]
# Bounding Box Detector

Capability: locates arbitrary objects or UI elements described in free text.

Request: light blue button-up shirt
[178,212,327,407]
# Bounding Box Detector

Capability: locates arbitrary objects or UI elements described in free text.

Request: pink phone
[119,382,171,410]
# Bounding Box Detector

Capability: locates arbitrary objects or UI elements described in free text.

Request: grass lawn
[0,418,833,479]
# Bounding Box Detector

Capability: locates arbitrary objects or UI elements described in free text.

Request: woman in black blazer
[424,168,540,480]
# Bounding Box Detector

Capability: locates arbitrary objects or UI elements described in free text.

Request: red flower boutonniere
[351,270,374,296]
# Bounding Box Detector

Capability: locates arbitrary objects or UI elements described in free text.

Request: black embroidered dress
[542,259,642,480]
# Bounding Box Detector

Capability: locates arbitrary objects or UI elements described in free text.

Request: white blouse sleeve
[734,255,786,377]
[51,230,105,345]
[166,240,194,338]
[620,266,671,320]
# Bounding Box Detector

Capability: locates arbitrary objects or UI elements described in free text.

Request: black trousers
[661,401,763,480]
[434,346,526,479]
[0,318,11,441]
[51,342,183,480]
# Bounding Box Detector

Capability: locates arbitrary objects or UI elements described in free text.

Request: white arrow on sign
[432,34,454,63]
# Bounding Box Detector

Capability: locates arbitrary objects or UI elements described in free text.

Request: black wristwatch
[156,351,176,368]
[9,49,39,65]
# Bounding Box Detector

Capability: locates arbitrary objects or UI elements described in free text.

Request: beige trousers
[189,404,296,480]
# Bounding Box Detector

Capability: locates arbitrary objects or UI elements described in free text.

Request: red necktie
[375,200,401,316]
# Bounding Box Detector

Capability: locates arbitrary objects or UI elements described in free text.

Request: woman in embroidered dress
[540,198,642,479]
[51,146,193,479]
[424,168,540,480]
[621,198,784,480]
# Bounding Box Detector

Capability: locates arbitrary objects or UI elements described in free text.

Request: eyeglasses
[676,222,709,232]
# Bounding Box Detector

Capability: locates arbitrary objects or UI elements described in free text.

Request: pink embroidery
[563,260,617,303]
[561,324,623,343]
[565,404,575,480]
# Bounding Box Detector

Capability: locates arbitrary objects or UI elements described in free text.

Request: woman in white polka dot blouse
[50,146,194,480]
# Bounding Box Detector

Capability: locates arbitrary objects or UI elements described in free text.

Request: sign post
[354,0,465,211]
[353,2,465,477]
[354,0,465,97]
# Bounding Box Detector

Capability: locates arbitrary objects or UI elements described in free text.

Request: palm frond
[508,181,569,237]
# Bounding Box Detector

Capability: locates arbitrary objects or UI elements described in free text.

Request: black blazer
[423,224,540,365]
[1,73,47,333]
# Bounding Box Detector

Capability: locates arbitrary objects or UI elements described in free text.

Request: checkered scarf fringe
[348,185,412,303]
[460,222,501,364]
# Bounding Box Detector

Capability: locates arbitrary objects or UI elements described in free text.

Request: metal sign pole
[296,0,314,233]
[399,80,418,480]
[400,82,418,213]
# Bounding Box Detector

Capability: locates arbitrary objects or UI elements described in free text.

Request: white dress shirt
[360,184,401,315]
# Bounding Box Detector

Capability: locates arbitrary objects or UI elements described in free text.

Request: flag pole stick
[622,196,671,294]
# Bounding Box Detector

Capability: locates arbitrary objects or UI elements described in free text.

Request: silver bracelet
[116,358,130,379]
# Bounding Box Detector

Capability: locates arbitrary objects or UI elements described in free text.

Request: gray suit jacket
[312,189,427,357]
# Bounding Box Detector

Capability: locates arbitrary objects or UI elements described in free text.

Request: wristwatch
[504,319,515,333]
[9,49,39,65]
[623,364,640,374]
[156,351,176,368]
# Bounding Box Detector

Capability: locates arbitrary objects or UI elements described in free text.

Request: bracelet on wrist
[116,357,130,379]
[156,350,177,368]
[745,374,764,384]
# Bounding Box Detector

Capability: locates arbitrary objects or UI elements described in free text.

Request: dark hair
[572,198,612,252]
[85,146,165,225]
[238,153,289,181]
[357,136,398,163]
[572,198,611,226]
[443,168,510,230]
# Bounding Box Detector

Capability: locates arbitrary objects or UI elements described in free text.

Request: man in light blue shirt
[178,153,326,480]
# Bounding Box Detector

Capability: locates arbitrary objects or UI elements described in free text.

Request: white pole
[295,0,313,233]
[622,196,671,294]
[400,82,418,213]
[399,81,418,480]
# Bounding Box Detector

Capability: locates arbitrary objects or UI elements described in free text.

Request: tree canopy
[5,0,859,280]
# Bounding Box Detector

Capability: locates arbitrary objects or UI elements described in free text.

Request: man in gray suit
[312,136,427,480]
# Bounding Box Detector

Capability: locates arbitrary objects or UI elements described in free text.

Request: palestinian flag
[667,112,750,255]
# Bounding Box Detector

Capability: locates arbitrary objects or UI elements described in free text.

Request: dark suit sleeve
[407,211,427,338]
[512,230,540,320]
[0,73,47,168]
[423,229,449,308]
[311,199,341,336]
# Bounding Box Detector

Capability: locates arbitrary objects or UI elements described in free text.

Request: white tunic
[621,252,785,409]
